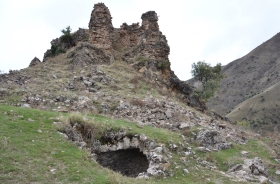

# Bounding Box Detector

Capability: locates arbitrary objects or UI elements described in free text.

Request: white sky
[1,0,280,80]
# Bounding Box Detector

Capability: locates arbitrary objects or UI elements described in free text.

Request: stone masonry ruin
[62,121,170,178]
[40,2,204,110]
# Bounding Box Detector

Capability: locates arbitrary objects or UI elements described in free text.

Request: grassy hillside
[226,82,280,132]
[207,32,280,132]
[0,104,279,183]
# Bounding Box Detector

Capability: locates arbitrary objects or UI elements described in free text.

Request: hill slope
[0,2,280,183]
[1,105,279,183]
[207,32,280,131]
[226,82,280,132]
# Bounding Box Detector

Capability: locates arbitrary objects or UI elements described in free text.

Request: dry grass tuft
[130,98,146,107]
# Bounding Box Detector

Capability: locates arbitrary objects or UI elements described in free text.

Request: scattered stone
[136,124,143,128]
[28,118,34,122]
[89,88,97,92]
[22,104,31,108]
[196,130,233,150]
[179,123,190,130]
[276,170,280,175]
[169,143,178,151]
[197,147,211,153]
[227,157,269,183]
[241,151,249,157]
[165,110,172,118]
[50,168,57,174]
[259,176,268,183]
[183,168,189,174]
[53,121,61,125]
[38,129,42,133]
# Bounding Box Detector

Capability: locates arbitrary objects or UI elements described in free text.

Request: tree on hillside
[191,61,224,100]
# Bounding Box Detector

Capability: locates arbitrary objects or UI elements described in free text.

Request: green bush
[60,26,74,47]
[51,45,64,55]
[157,61,170,70]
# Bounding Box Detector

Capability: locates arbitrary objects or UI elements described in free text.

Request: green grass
[1,104,278,183]
[0,105,111,183]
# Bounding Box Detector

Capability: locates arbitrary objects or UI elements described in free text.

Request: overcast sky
[1,0,280,80]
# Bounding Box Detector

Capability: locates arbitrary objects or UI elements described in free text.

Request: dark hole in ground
[96,148,149,177]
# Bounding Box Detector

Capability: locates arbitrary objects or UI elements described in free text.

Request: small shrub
[130,75,142,85]
[51,45,64,55]
[157,60,170,70]
[205,153,216,163]
[135,56,150,62]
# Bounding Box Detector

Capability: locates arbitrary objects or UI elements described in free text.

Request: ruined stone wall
[119,23,142,47]
[119,11,170,62]
[88,3,114,52]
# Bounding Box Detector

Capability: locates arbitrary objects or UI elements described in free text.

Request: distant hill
[207,32,280,132]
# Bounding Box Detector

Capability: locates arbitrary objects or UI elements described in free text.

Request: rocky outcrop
[43,28,89,62]
[169,71,206,110]
[227,157,269,183]
[29,57,41,67]
[67,42,114,67]
[196,130,233,150]
[88,3,114,52]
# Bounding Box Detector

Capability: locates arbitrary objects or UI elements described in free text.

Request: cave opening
[96,148,149,177]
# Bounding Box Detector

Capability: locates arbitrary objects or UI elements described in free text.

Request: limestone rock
[72,96,96,112]
[67,42,113,67]
[196,130,233,150]
[165,109,172,118]
[197,147,211,153]
[183,168,189,174]
[241,151,249,157]
[227,157,269,183]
